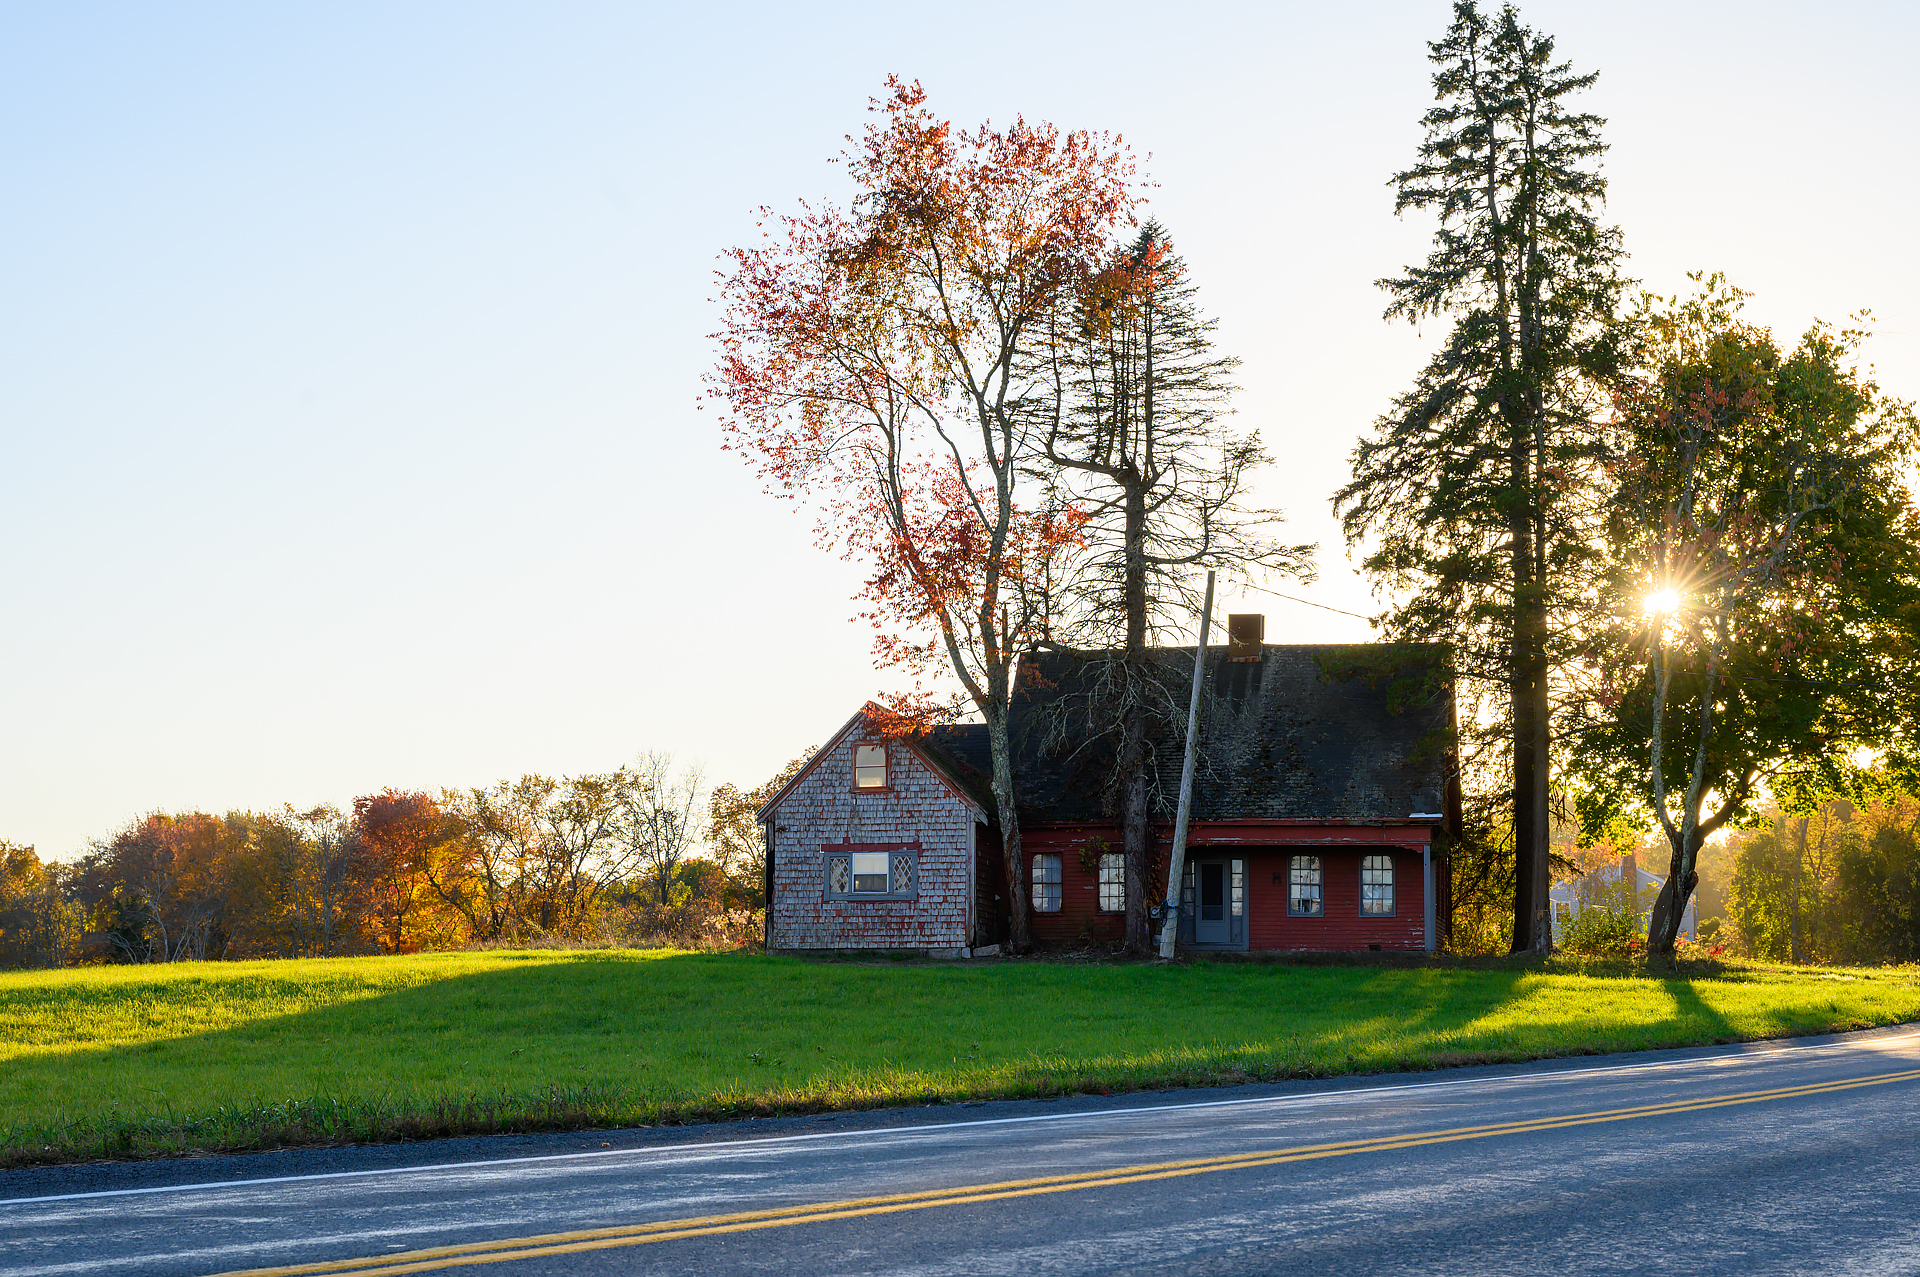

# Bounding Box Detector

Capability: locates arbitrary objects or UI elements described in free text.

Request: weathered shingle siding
[767,735,977,951]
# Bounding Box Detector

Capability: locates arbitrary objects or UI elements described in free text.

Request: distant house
[758,620,1458,956]
[1549,852,1698,945]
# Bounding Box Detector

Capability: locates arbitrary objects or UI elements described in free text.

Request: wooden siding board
[1015,824,1432,953]
[1245,848,1426,951]
[1021,827,1127,946]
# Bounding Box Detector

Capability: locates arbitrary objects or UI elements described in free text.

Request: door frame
[1178,855,1248,951]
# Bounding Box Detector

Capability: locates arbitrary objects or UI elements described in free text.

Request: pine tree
[1041,222,1310,951]
[1334,2,1627,953]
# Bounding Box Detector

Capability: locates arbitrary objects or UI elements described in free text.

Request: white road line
[3,1025,1915,1209]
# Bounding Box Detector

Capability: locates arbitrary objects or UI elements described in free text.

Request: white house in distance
[1549,851,1697,945]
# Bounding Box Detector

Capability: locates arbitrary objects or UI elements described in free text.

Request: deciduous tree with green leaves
[1567,278,1920,956]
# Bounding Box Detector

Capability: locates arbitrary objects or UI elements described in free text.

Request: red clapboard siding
[1245,848,1426,951]
[1020,827,1128,946]
[1015,828,1430,952]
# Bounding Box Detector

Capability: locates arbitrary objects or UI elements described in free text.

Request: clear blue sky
[3,1,1915,858]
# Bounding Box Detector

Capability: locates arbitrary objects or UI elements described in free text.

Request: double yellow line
[214,1065,1920,1277]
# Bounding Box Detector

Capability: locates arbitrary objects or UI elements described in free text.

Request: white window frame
[852,743,888,790]
[1033,854,1062,913]
[823,844,918,901]
[1097,852,1125,913]
[1288,855,1324,917]
[1360,854,1395,917]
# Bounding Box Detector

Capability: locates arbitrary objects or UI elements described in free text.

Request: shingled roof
[1006,643,1453,825]
[918,723,995,812]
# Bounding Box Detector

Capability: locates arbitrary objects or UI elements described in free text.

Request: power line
[1241,583,1375,622]
[1234,585,1900,696]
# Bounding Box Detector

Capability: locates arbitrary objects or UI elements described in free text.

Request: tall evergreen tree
[1334,2,1626,953]
[1041,222,1310,951]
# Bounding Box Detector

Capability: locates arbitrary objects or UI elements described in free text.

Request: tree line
[0,752,810,969]
[1710,781,1920,965]
[714,2,1920,958]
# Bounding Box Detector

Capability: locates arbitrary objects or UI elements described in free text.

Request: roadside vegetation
[5,948,1918,1168]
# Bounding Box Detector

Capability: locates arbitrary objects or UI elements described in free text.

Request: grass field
[4,948,1919,1167]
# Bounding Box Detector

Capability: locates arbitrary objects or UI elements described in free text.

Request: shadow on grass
[2,949,1912,1168]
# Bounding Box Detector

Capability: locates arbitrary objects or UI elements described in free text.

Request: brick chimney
[1227,614,1264,662]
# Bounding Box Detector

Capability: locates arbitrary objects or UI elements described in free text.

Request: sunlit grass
[3,950,1917,1166]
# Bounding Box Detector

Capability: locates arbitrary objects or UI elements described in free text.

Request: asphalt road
[8,1025,1920,1276]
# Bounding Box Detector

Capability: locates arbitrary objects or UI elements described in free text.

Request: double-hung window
[1097,853,1125,913]
[851,851,890,893]
[1360,854,1395,916]
[1032,854,1062,913]
[824,844,918,900]
[853,744,888,790]
[1288,856,1324,917]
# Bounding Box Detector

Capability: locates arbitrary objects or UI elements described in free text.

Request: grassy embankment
[4,948,1917,1167]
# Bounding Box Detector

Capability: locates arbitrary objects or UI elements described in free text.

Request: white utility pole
[1157,570,1215,960]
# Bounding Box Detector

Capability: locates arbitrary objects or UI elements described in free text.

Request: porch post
[1422,842,1435,955]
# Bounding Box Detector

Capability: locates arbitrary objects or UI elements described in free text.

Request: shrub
[1559,879,1645,957]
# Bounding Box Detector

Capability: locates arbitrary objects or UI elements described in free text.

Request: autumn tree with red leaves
[353,789,467,952]
[713,78,1137,948]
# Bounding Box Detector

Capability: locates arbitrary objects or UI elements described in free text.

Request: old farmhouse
[758,620,1458,955]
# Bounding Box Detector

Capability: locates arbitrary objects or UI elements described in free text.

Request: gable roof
[1007,643,1453,825]
[756,705,993,824]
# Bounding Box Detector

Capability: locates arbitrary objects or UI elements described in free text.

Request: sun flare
[1645,588,1682,615]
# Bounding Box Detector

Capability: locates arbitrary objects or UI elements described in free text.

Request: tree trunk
[1509,425,1552,954]
[1120,479,1151,952]
[1120,704,1150,952]
[1789,817,1808,964]
[986,708,1030,950]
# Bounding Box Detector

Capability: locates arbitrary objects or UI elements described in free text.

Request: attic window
[853,744,887,789]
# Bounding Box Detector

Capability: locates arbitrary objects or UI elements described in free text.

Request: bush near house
[5,948,1919,1167]
[1560,878,1648,957]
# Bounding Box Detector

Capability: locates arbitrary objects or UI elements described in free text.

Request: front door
[1190,858,1242,947]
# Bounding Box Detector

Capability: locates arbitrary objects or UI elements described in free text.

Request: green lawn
[3,949,1917,1166]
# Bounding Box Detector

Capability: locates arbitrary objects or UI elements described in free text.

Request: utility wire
[1241,583,1375,622]
[1234,585,1902,696]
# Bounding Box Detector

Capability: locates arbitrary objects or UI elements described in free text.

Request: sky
[3,1,1916,860]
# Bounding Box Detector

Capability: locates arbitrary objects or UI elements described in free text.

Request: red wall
[1243,848,1426,952]
[1018,827,1429,952]
[1021,827,1129,946]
